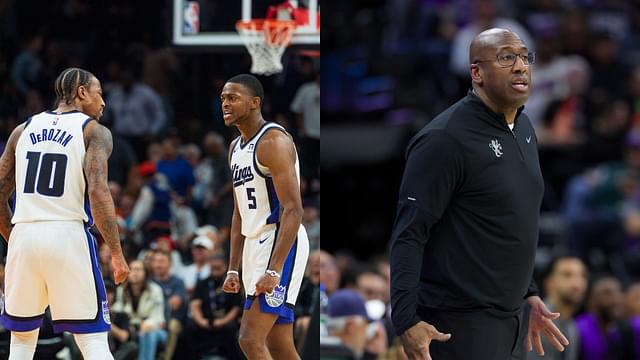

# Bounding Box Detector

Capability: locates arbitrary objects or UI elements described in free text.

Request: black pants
[417,306,529,360]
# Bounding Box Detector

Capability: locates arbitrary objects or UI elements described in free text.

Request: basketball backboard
[172,0,319,47]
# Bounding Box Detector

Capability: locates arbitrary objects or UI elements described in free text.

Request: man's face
[192,246,209,264]
[319,251,341,294]
[161,138,178,158]
[210,258,226,279]
[474,33,532,109]
[79,77,105,120]
[220,82,259,127]
[590,278,625,322]
[357,273,387,303]
[547,258,588,306]
[151,253,171,277]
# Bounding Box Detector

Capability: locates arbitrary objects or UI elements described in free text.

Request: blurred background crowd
[322,0,640,359]
[0,0,320,359]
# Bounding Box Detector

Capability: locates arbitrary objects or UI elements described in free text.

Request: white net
[236,20,296,76]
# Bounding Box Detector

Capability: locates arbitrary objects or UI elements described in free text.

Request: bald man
[389,28,569,359]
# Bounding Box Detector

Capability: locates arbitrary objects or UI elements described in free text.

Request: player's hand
[223,272,241,293]
[255,273,279,295]
[400,321,451,360]
[526,295,569,356]
[111,252,130,285]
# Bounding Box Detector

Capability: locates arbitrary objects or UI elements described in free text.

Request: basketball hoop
[236,19,296,76]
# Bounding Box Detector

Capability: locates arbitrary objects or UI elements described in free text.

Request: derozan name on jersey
[29,128,74,147]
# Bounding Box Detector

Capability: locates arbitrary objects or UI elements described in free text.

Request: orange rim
[236,19,296,46]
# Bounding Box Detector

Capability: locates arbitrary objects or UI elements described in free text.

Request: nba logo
[183,1,200,35]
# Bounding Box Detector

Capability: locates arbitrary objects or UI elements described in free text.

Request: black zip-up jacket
[390,90,543,335]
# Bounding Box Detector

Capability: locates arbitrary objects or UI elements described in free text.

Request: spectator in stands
[180,235,212,295]
[10,33,43,97]
[319,250,341,295]
[303,204,320,251]
[108,134,137,188]
[563,130,640,283]
[105,280,138,360]
[588,31,628,100]
[126,162,172,246]
[325,289,371,360]
[156,133,199,239]
[113,260,167,360]
[102,66,167,160]
[181,142,209,219]
[185,253,242,359]
[582,97,630,168]
[575,276,627,360]
[153,234,184,276]
[295,247,320,351]
[150,250,188,360]
[355,271,389,359]
[529,256,588,360]
[157,133,195,204]
[201,131,233,237]
[291,70,320,187]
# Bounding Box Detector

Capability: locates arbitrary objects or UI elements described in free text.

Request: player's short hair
[227,74,264,106]
[54,67,96,106]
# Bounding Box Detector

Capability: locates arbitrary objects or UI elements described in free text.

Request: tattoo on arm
[84,123,122,254]
[0,125,23,242]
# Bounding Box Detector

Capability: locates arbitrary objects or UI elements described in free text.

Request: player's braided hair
[53,67,95,106]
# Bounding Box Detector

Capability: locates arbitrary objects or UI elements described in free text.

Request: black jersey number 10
[24,151,68,197]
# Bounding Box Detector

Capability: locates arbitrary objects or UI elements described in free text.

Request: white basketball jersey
[230,122,300,238]
[12,110,93,224]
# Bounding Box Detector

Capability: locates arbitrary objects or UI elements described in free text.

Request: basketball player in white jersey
[0,67,130,359]
[222,74,310,360]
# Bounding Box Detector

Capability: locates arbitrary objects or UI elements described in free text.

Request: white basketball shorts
[242,223,309,324]
[2,221,111,333]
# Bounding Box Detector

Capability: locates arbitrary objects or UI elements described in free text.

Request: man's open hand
[527,296,570,356]
[400,321,451,360]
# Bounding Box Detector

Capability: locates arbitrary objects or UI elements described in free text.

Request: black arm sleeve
[525,277,539,298]
[390,130,464,335]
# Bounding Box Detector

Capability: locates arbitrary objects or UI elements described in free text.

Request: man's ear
[470,64,483,86]
[251,96,261,110]
[77,85,88,101]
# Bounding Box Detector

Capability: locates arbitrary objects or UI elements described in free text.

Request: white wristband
[265,269,281,278]
[227,270,239,276]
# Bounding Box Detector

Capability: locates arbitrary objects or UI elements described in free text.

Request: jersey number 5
[247,187,257,209]
[24,151,68,197]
